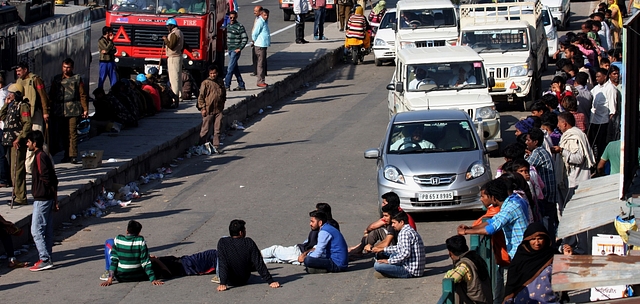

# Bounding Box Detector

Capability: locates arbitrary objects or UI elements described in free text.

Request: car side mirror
[527,69,534,77]
[386,83,395,91]
[395,82,404,93]
[553,18,560,27]
[484,140,499,153]
[391,23,397,31]
[488,76,495,88]
[364,148,381,159]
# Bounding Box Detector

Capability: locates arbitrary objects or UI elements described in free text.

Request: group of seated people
[408,64,477,90]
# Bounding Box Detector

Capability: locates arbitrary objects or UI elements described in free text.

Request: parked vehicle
[387,46,501,143]
[373,8,396,66]
[364,109,498,213]
[541,5,560,58]
[540,0,570,29]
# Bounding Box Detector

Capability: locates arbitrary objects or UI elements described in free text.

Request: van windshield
[398,8,456,29]
[461,29,529,53]
[111,0,207,14]
[406,62,487,92]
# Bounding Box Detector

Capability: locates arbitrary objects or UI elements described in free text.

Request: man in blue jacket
[251,8,271,87]
[302,210,348,273]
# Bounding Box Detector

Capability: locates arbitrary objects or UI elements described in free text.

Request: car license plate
[493,82,505,89]
[418,192,454,201]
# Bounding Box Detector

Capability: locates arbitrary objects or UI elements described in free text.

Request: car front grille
[413,174,456,186]
[112,24,200,50]
[489,67,509,79]
[415,40,445,47]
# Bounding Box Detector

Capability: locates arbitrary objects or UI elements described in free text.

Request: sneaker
[257,83,268,88]
[100,270,110,281]
[29,259,53,271]
[306,267,328,274]
[211,275,220,283]
[314,35,319,40]
[232,87,246,91]
[321,36,328,40]
[203,142,213,155]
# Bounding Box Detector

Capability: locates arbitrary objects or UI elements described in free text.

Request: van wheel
[375,58,382,66]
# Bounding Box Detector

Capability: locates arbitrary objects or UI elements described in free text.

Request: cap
[7,83,24,94]
[166,18,177,26]
[136,74,147,83]
[515,117,535,134]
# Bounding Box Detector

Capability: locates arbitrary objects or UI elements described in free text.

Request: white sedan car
[373,9,397,66]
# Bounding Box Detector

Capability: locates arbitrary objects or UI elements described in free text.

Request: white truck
[386,46,501,143]
[458,1,548,110]
[393,0,459,52]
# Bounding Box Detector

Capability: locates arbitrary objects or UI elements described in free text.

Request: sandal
[9,260,29,268]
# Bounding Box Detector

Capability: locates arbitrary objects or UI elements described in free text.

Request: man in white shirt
[408,68,434,90]
[390,126,435,151]
[589,68,618,161]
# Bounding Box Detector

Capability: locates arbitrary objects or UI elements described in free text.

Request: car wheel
[375,58,382,66]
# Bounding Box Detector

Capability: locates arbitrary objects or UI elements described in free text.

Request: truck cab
[458,1,548,109]
[386,46,501,143]
[394,0,459,52]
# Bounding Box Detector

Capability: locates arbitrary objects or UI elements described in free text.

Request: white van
[386,46,501,142]
[394,0,459,52]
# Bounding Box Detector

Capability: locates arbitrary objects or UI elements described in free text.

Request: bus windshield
[111,0,207,14]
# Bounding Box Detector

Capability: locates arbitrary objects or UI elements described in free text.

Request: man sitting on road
[150,249,218,279]
[348,205,399,258]
[371,211,425,278]
[302,211,349,273]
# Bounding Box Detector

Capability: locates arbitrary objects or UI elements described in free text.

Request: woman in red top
[550,76,573,111]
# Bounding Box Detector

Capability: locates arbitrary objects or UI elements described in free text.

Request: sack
[615,215,637,243]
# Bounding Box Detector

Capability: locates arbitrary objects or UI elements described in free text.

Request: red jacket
[31,150,58,201]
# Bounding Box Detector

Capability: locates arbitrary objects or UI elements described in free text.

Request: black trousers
[295,13,306,42]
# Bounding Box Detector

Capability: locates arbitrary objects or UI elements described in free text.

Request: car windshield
[406,62,487,92]
[379,11,397,29]
[398,8,456,29]
[111,0,207,14]
[387,121,478,154]
[461,29,529,53]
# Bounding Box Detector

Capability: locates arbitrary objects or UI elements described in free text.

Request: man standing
[293,0,309,44]
[552,112,595,207]
[252,9,271,87]
[313,0,328,40]
[589,68,618,162]
[197,66,226,154]
[162,18,184,105]
[27,130,58,271]
[336,0,353,31]
[49,58,88,164]
[225,11,248,91]
[574,72,593,123]
[15,62,49,174]
[302,210,348,273]
[525,128,558,231]
[214,219,280,291]
[98,26,118,90]
[250,6,263,77]
[371,211,425,278]
[1,84,31,205]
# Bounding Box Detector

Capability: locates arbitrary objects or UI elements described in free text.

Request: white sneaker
[202,144,211,156]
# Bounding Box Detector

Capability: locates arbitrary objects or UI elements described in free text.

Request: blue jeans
[105,238,114,270]
[374,261,411,278]
[314,7,326,37]
[224,50,245,89]
[98,61,118,89]
[304,256,343,272]
[31,199,54,261]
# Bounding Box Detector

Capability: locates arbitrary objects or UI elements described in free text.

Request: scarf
[503,223,556,301]
[559,126,596,171]
[373,0,385,14]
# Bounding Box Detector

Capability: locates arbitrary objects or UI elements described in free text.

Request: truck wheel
[284,10,292,21]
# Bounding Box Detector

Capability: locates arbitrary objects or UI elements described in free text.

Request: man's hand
[217,284,228,291]
[377,259,388,264]
[201,109,207,118]
[457,224,469,235]
[551,146,563,154]
[101,50,107,54]
[235,49,241,53]
[53,202,60,212]
[100,278,113,286]
[82,111,88,119]
[363,244,373,253]
[151,280,164,286]
[269,282,280,288]
[43,113,49,123]
[298,251,308,263]
[563,244,573,256]
[371,246,384,253]
[12,138,20,149]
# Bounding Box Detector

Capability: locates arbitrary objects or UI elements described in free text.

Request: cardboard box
[81,150,104,169]
[590,234,627,301]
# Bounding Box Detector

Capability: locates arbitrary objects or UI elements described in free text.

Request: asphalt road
[1,0,600,302]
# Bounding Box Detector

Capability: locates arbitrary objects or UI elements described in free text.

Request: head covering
[373,0,386,15]
[515,117,535,134]
[503,222,556,301]
[355,6,364,15]
[7,83,24,94]
[166,18,177,26]
[136,74,148,83]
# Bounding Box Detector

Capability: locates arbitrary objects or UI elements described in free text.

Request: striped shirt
[384,225,425,277]
[109,235,156,282]
[527,146,557,203]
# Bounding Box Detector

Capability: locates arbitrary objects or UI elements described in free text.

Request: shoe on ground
[374,271,387,279]
[9,200,28,206]
[232,87,246,91]
[30,259,53,271]
[306,267,328,274]
[314,36,319,40]
[321,36,328,40]
[9,259,29,268]
[211,275,220,283]
[225,87,231,90]
[100,270,110,281]
[295,40,305,44]
[257,83,268,88]
[339,28,344,32]
[301,39,310,43]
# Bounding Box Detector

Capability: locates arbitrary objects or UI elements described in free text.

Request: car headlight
[476,106,497,120]
[383,165,405,184]
[400,41,416,49]
[549,7,560,12]
[374,38,387,46]
[546,29,556,40]
[509,65,528,77]
[466,162,486,180]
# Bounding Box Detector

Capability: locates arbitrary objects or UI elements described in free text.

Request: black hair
[516,133,528,146]
[262,8,269,14]
[381,204,400,217]
[17,61,29,70]
[207,65,218,72]
[316,203,334,219]
[531,101,549,113]
[561,95,578,112]
[502,142,526,160]
[596,68,609,77]
[529,116,541,129]
[128,220,143,236]
[480,179,509,202]
[501,160,515,173]
[541,93,558,109]
[63,58,74,67]
[102,26,112,35]
[528,128,545,148]
[610,65,620,74]
[558,111,576,127]
[565,45,579,56]
[600,57,610,65]
[575,72,589,86]
[499,172,534,205]
[27,130,45,148]
[392,211,409,225]
[511,158,531,171]
[381,191,400,208]
[540,111,558,129]
[93,87,106,97]
[229,219,246,236]
[229,10,238,16]
[551,75,566,85]
[309,210,327,224]
[446,235,469,256]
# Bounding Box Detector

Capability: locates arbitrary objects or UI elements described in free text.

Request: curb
[3,45,345,252]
